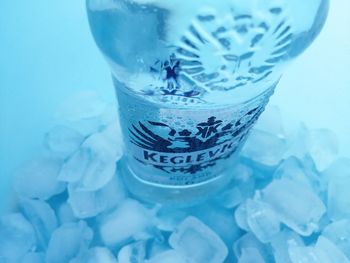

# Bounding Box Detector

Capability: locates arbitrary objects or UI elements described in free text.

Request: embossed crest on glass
[86,0,329,204]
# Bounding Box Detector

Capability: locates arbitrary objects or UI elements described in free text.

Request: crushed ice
[1,93,349,263]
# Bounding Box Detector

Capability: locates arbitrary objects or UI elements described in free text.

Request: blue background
[1,0,349,212]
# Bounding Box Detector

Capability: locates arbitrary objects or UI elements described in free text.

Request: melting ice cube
[242,129,287,166]
[20,199,58,250]
[67,175,125,219]
[99,199,153,248]
[118,241,146,263]
[307,129,339,172]
[169,216,228,263]
[46,221,93,263]
[44,125,84,158]
[14,157,65,200]
[148,250,190,263]
[72,247,118,263]
[21,252,45,263]
[58,128,122,191]
[322,219,350,259]
[245,199,281,243]
[0,213,37,262]
[260,178,326,236]
[326,158,350,220]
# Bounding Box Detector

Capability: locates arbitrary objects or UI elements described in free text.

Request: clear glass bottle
[86,0,329,205]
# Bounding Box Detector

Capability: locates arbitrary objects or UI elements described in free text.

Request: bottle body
[87,0,329,203]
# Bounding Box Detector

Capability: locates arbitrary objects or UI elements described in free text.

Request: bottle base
[118,158,236,207]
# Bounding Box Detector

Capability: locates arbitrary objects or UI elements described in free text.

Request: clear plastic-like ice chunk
[284,123,310,160]
[260,178,326,236]
[58,129,121,191]
[314,236,350,263]
[242,129,287,166]
[46,221,93,263]
[148,250,190,263]
[288,246,319,263]
[57,202,77,225]
[14,157,65,200]
[322,220,350,259]
[234,233,273,262]
[44,125,84,158]
[234,203,250,232]
[245,199,281,243]
[72,247,118,263]
[273,156,318,191]
[99,199,153,248]
[169,216,228,263]
[0,213,36,262]
[20,199,58,250]
[289,236,350,263]
[270,230,304,263]
[238,248,266,263]
[21,252,45,263]
[68,175,125,219]
[118,241,146,263]
[326,158,350,220]
[215,163,255,208]
[254,105,285,138]
[55,91,108,136]
[197,204,242,245]
[307,129,339,172]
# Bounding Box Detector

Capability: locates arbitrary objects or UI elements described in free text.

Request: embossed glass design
[87,0,329,204]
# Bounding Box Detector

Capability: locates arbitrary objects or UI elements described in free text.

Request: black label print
[129,104,265,175]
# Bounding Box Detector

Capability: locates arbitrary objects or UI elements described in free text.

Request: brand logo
[129,105,264,174]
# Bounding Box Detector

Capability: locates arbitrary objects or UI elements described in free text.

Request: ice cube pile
[1,92,349,263]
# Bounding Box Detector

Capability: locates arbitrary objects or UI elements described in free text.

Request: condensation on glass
[87,0,329,204]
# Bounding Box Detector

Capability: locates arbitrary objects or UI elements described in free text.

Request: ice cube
[68,175,125,219]
[88,0,120,11]
[288,236,350,263]
[57,202,77,225]
[307,129,339,171]
[55,91,108,136]
[322,220,350,259]
[234,203,250,232]
[314,236,350,263]
[44,125,84,158]
[254,105,285,138]
[20,199,58,250]
[241,129,287,166]
[99,199,153,248]
[260,178,326,236]
[326,158,350,220]
[234,233,273,262]
[215,163,255,208]
[58,130,121,191]
[284,123,310,160]
[21,252,45,263]
[238,248,266,263]
[270,230,304,263]
[14,157,65,200]
[155,206,189,232]
[189,203,242,247]
[0,213,36,262]
[288,246,319,263]
[274,157,318,191]
[169,216,228,263]
[46,221,93,263]
[148,250,190,263]
[245,199,281,243]
[72,247,117,263]
[118,241,146,263]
